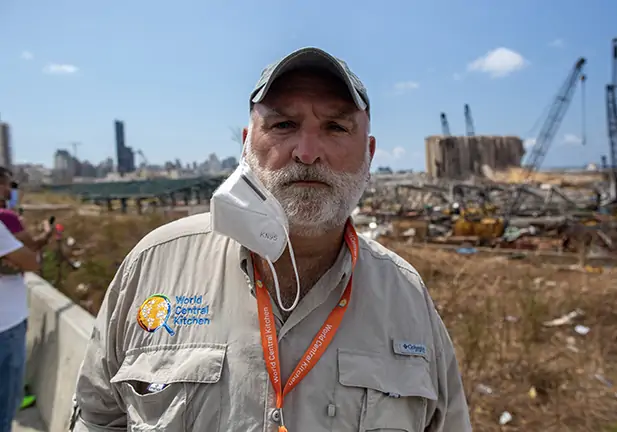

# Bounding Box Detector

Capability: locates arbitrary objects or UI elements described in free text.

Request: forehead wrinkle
[256,97,358,118]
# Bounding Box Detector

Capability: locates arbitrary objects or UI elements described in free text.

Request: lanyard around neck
[252,221,359,432]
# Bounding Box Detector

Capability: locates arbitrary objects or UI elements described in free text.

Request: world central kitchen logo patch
[137,294,211,336]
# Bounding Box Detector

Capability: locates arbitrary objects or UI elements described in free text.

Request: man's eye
[328,122,347,132]
[273,121,295,130]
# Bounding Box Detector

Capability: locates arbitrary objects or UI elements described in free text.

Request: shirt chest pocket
[110,343,227,432]
[337,349,438,432]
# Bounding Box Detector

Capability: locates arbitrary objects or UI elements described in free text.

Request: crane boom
[612,38,617,86]
[607,85,617,182]
[505,57,586,218]
[523,58,586,172]
[440,113,451,136]
[464,104,475,136]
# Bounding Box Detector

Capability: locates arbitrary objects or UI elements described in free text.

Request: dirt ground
[22,206,617,432]
[381,239,617,432]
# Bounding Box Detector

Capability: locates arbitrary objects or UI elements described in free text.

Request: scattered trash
[574,324,590,335]
[543,309,584,327]
[457,247,478,255]
[476,384,494,395]
[499,411,513,425]
[594,374,613,387]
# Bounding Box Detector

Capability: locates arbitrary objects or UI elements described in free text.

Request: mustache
[271,165,335,187]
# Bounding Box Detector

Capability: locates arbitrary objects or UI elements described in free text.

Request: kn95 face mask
[211,159,302,312]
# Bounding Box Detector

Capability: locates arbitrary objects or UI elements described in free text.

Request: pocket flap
[338,349,437,401]
[111,343,227,385]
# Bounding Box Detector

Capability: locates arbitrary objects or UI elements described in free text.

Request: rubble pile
[354,172,617,265]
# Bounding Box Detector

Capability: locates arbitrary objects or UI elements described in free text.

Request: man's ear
[368,136,376,161]
[241,127,249,157]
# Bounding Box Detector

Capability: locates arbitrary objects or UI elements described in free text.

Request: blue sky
[1,0,616,171]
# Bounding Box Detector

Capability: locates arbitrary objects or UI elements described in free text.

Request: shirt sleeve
[0,220,24,257]
[0,210,24,234]
[425,291,473,432]
[71,256,138,431]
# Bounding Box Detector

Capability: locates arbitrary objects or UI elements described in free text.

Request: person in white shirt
[0,220,38,432]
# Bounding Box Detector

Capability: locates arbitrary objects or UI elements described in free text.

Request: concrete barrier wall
[24,273,94,432]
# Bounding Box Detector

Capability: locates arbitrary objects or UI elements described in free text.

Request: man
[0,220,39,432]
[72,47,472,432]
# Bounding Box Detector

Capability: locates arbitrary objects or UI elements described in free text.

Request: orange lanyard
[253,222,359,432]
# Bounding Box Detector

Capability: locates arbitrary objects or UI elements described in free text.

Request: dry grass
[22,207,617,431]
[21,191,79,205]
[24,210,180,316]
[383,240,617,432]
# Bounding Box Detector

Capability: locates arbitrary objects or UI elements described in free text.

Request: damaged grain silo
[425,135,525,180]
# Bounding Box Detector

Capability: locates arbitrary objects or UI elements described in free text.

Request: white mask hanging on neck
[211,159,301,313]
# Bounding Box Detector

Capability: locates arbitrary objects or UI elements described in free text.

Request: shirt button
[270,409,281,423]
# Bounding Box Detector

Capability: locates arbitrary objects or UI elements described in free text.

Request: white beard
[244,137,371,237]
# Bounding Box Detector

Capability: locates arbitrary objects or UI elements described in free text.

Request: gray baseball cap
[250,47,370,113]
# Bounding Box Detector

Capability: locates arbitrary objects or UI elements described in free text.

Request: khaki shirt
[72,213,471,432]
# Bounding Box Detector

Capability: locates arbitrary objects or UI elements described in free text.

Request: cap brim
[251,47,367,111]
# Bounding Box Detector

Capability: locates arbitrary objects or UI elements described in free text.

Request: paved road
[12,407,46,432]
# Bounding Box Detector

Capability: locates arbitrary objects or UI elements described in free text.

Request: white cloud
[43,63,79,75]
[392,146,406,159]
[548,38,565,48]
[21,51,34,60]
[562,133,583,146]
[393,81,419,94]
[467,47,529,78]
[374,146,407,162]
[523,138,536,150]
[525,134,584,151]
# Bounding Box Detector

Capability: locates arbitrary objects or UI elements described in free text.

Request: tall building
[114,120,135,175]
[54,149,73,172]
[0,122,13,169]
[52,149,75,183]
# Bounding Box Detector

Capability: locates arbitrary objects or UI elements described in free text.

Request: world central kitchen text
[174,295,211,326]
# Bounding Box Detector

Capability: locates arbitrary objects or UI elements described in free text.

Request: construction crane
[136,149,148,167]
[606,38,617,200]
[440,113,451,136]
[505,57,587,219]
[607,85,617,198]
[464,104,475,136]
[612,38,617,86]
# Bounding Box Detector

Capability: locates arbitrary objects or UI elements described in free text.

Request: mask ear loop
[265,224,301,313]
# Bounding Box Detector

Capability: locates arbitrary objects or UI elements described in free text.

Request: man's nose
[291,130,324,165]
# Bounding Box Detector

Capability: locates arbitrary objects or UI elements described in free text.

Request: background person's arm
[0,221,38,272]
[0,210,52,251]
[3,246,39,272]
[14,220,53,251]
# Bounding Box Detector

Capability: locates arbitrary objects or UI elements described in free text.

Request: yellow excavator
[450,202,505,241]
